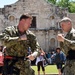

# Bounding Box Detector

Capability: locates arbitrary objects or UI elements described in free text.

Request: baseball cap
[60,17,72,23]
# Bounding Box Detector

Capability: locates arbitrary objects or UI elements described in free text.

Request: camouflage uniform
[60,28,75,75]
[0,26,40,75]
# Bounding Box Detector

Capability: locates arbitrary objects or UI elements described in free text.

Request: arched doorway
[50,38,55,51]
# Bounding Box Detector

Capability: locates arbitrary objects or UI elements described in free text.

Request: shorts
[56,63,62,69]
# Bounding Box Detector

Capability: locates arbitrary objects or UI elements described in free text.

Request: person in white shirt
[36,49,45,75]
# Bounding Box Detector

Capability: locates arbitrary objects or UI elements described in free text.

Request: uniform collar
[70,27,75,33]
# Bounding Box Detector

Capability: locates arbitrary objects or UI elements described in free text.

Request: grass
[31,65,58,74]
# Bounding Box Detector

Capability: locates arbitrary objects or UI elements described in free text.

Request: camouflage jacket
[0,26,40,57]
[60,28,75,56]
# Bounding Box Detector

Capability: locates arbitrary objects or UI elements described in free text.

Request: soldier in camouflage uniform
[57,17,75,75]
[0,13,41,75]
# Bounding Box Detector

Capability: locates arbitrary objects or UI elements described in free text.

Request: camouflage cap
[60,17,72,23]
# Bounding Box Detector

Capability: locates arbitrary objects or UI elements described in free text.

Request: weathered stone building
[0,0,75,52]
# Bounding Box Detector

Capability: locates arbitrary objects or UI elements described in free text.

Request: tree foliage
[48,0,57,4]
[48,0,75,13]
[69,2,75,13]
[57,0,70,8]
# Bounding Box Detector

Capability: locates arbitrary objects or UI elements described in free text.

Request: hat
[60,17,72,23]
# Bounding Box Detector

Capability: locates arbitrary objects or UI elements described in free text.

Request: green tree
[69,2,75,13]
[57,0,70,8]
[48,0,57,4]
[48,0,75,13]
[57,0,75,13]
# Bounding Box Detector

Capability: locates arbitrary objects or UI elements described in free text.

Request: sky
[0,0,18,8]
[0,0,75,8]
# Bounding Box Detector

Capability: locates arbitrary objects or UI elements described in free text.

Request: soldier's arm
[28,34,41,58]
[0,28,19,41]
[64,38,75,50]
[31,40,41,58]
[0,33,19,40]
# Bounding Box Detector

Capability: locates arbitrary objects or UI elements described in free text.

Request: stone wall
[0,0,75,51]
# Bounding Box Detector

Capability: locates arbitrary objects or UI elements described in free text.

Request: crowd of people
[0,13,74,75]
[35,48,66,75]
